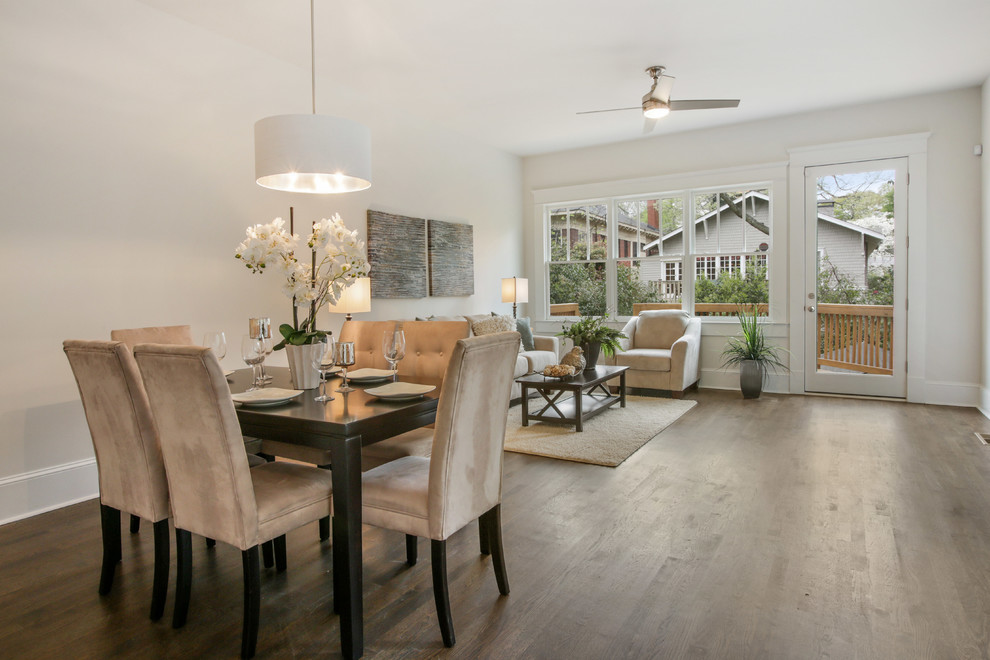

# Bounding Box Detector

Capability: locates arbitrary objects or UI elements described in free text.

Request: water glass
[203,332,226,361]
[312,337,337,402]
[335,341,356,393]
[241,336,266,390]
[382,330,406,381]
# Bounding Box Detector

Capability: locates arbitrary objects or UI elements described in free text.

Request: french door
[803,158,907,397]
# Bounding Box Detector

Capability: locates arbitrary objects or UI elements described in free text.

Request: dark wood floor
[4,390,990,659]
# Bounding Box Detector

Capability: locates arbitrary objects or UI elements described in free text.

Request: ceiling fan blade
[576,107,641,115]
[642,116,659,134]
[655,75,675,103]
[668,99,740,111]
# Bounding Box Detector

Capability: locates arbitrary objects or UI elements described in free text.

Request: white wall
[523,88,983,401]
[0,0,523,523]
[981,77,990,418]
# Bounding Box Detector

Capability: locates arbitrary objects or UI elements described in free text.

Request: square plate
[230,388,304,407]
[364,382,436,401]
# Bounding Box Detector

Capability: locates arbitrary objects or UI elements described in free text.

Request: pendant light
[254,0,371,194]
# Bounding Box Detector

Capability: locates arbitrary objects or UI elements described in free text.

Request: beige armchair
[360,332,519,647]
[604,310,701,398]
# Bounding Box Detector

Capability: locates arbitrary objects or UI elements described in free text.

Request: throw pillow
[516,317,536,351]
[471,314,516,336]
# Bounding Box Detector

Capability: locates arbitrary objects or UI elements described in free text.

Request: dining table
[228,366,440,659]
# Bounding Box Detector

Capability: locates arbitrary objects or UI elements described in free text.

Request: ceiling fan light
[643,99,670,119]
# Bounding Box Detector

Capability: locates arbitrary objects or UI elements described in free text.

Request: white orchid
[236,213,371,345]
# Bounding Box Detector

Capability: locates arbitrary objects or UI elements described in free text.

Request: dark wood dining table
[229,367,440,659]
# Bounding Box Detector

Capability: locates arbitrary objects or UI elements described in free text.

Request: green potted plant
[557,314,626,370]
[720,306,787,399]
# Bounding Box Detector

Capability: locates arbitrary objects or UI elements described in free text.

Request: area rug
[503,396,697,467]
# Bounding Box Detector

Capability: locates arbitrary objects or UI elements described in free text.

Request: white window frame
[534,163,787,325]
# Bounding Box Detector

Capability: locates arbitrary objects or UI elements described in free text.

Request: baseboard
[923,380,981,408]
[0,458,98,526]
[979,386,990,420]
[700,368,789,394]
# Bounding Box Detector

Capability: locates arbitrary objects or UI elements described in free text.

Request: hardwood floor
[4,390,990,658]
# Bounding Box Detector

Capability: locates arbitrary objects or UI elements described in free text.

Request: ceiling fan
[578,66,740,132]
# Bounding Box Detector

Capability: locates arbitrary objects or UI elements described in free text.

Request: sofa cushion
[523,350,557,375]
[514,354,529,378]
[635,311,690,350]
[612,348,672,372]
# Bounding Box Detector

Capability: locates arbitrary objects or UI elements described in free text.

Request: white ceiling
[138,0,990,157]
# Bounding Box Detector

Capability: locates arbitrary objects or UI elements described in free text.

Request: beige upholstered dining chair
[62,339,172,621]
[360,332,520,647]
[133,343,334,659]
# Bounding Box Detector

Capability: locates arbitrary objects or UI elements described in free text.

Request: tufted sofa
[603,310,701,398]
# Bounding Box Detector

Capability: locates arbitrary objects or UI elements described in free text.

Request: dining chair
[360,332,520,647]
[133,343,334,659]
[62,339,172,621]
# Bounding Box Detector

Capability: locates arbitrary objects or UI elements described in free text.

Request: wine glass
[258,334,274,384]
[334,341,356,393]
[312,336,337,402]
[382,330,406,381]
[241,336,266,391]
[203,332,226,361]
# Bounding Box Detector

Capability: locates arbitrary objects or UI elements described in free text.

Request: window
[543,182,773,319]
[548,204,608,317]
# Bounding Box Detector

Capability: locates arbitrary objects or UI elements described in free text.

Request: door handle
[807,306,816,313]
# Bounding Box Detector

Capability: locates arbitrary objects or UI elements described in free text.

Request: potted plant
[235,212,370,388]
[720,306,787,399]
[557,314,626,370]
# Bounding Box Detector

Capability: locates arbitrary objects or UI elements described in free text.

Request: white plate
[346,368,397,383]
[230,388,303,407]
[364,382,436,401]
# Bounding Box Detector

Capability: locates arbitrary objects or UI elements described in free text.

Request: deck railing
[815,303,893,375]
[631,302,768,316]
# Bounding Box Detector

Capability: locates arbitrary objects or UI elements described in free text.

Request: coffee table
[516,365,628,432]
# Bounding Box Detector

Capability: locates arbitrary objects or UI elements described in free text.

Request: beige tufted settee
[603,310,701,398]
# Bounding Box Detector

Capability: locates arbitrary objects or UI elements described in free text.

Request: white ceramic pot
[285,343,322,390]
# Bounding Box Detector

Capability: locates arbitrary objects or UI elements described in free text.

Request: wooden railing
[631,302,768,316]
[816,303,893,375]
[550,302,580,316]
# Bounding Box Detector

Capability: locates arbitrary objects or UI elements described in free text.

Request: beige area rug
[504,395,697,467]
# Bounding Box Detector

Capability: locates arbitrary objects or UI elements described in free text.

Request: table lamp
[501,277,528,319]
[328,277,371,321]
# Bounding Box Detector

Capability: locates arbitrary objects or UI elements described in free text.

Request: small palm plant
[720,306,787,398]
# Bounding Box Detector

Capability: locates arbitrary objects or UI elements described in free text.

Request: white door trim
[787,133,929,402]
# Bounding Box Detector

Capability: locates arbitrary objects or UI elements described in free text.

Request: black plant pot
[739,359,763,399]
[581,341,602,370]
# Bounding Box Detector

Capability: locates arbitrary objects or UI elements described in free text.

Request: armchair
[603,310,700,398]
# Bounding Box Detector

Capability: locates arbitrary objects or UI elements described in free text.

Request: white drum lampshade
[255,114,372,194]
[501,277,528,318]
[327,277,372,320]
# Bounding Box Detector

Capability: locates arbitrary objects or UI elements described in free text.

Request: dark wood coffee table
[516,365,628,432]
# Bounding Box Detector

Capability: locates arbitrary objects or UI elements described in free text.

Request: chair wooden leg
[129,514,141,534]
[481,504,510,595]
[431,539,455,647]
[99,505,121,595]
[479,519,491,556]
[405,535,418,566]
[261,541,274,569]
[173,528,192,629]
[273,535,287,572]
[241,546,261,659]
[150,520,169,621]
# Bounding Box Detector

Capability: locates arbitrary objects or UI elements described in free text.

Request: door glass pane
[814,169,895,374]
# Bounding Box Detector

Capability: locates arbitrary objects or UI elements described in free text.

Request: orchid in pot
[235,212,370,387]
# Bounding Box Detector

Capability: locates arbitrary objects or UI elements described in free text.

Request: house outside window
[543,183,774,319]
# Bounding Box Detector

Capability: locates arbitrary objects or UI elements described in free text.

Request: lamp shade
[501,277,529,304]
[327,277,371,315]
[255,114,372,194]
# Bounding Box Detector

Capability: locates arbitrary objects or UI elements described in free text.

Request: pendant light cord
[310,0,316,114]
